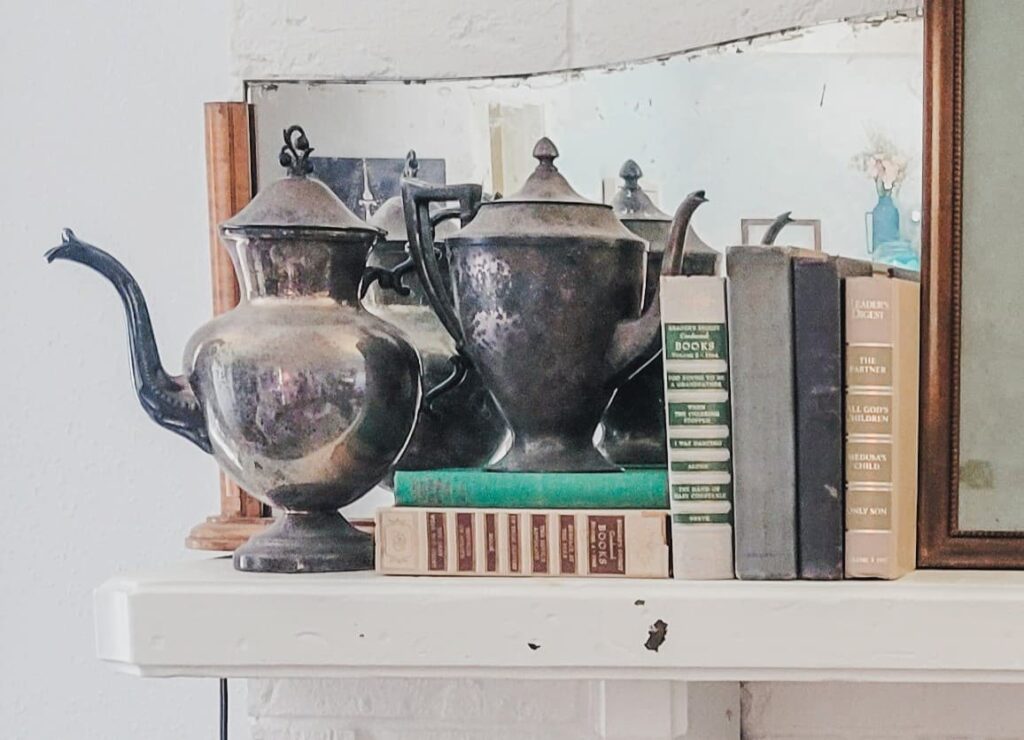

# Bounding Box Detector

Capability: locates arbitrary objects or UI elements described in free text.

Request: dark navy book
[792,255,872,580]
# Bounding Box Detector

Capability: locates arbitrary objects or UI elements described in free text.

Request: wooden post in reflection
[185,102,273,551]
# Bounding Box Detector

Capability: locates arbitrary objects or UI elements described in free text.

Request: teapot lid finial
[279,125,314,177]
[611,158,670,222]
[619,159,643,190]
[404,149,419,178]
[533,137,559,169]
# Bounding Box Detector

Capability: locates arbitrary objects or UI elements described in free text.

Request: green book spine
[393,469,668,509]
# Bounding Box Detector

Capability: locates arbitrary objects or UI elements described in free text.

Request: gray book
[726,246,813,579]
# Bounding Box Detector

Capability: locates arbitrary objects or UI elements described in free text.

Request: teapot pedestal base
[233,510,374,573]
[488,436,622,473]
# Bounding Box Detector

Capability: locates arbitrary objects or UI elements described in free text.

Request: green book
[392,468,668,509]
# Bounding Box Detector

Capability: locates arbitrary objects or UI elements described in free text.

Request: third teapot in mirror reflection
[362,151,509,480]
[404,138,706,472]
[599,160,720,466]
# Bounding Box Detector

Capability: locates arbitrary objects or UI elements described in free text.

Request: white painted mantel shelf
[96,558,1024,684]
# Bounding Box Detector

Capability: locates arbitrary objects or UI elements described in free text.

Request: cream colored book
[844,274,920,579]
[660,275,734,580]
[376,508,669,578]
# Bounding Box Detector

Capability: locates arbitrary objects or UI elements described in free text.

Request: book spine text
[376,508,669,578]
[844,275,920,579]
[661,275,734,579]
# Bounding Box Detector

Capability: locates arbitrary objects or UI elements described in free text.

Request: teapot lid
[499,138,594,205]
[611,160,671,222]
[368,150,419,240]
[454,138,641,243]
[222,125,381,237]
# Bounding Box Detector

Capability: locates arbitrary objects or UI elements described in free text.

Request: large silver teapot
[46,126,422,572]
[403,138,705,472]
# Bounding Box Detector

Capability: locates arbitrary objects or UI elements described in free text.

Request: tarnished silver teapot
[46,126,422,572]
[598,160,718,466]
[403,138,706,472]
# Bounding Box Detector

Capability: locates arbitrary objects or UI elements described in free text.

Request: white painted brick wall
[742,682,1024,740]
[246,679,1024,740]
[230,0,920,83]
[246,679,738,740]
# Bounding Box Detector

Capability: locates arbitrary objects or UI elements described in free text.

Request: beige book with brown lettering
[843,274,920,579]
[376,508,669,578]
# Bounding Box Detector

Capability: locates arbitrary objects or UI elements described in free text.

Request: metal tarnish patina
[404,138,705,472]
[46,126,421,573]
[600,160,715,466]
[362,151,509,482]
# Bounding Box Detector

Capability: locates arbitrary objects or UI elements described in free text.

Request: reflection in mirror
[250,16,922,263]
[957,0,1024,532]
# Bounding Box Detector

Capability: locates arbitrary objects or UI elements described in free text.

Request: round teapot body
[186,298,421,511]
[363,242,509,478]
[448,234,646,472]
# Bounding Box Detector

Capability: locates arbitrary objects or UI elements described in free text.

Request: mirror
[957,0,1024,532]
[248,15,924,518]
[919,0,1024,566]
[249,16,923,262]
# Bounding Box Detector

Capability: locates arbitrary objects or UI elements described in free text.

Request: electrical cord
[220,678,228,740]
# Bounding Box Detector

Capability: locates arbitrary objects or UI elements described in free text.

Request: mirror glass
[249,16,923,516]
[958,0,1024,531]
[251,17,923,260]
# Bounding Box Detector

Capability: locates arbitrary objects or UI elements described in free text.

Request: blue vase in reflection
[868,189,920,271]
[872,191,901,247]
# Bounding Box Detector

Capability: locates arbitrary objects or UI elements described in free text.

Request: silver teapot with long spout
[46,126,422,572]
[598,159,719,466]
[403,138,706,472]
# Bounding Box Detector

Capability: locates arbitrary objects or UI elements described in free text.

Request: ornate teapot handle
[358,205,462,300]
[401,179,482,407]
[401,179,482,349]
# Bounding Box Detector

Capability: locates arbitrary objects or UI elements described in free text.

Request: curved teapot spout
[45,229,212,453]
[761,211,794,245]
[606,190,708,386]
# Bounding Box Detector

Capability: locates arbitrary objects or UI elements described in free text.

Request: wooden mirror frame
[185,102,273,551]
[917,0,1024,567]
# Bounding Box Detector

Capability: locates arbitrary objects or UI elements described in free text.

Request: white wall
[0,1,245,738]
[231,0,920,82]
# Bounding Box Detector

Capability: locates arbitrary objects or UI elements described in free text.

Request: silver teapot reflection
[598,159,719,466]
[361,151,509,480]
[46,126,421,572]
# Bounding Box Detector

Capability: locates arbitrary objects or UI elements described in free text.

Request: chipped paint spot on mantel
[230,0,921,86]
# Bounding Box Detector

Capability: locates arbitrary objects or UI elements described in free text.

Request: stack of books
[666,247,919,581]
[375,245,921,582]
[376,469,671,577]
